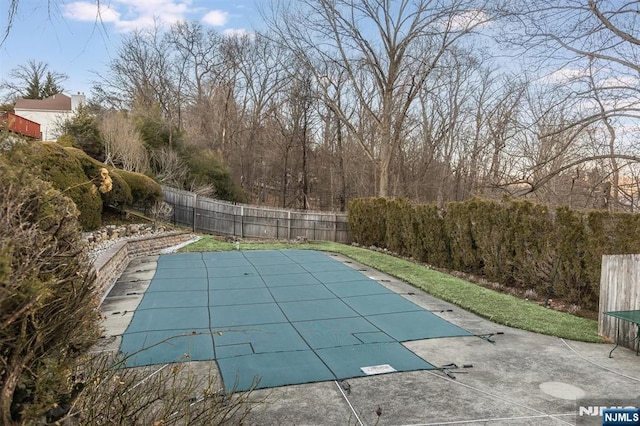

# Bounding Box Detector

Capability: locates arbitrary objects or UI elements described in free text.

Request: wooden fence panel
[161,186,351,243]
[162,187,197,228]
[598,254,640,349]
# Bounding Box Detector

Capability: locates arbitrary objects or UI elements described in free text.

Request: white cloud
[446,10,491,31]
[63,0,213,33]
[540,67,640,90]
[599,75,640,89]
[223,28,249,38]
[113,0,188,14]
[114,16,159,33]
[63,2,120,23]
[62,1,250,35]
[112,0,192,32]
[541,68,588,83]
[202,10,229,27]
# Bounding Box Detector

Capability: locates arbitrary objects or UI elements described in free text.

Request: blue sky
[0,0,268,98]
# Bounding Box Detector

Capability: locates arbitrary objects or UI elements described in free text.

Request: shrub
[115,169,163,209]
[0,158,258,424]
[134,104,182,151]
[413,203,449,266]
[0,162,101,423]
[66,147,133,210]
[62,105,106,161]
[384,198,413,256]
[464,198,510,282]
[553,206,590,305]
[444,200,482,273]
[348,196,640,312]
[186,149,247,203]
[1,142,103,230]
[56,134,75,147]
[2,141,164,227]
[348,198,389,247]
[64,353,258,425]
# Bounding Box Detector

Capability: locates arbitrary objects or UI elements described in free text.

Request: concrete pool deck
[97,252,640,425]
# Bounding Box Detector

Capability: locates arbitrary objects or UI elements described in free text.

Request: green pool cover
[119,250,472,391]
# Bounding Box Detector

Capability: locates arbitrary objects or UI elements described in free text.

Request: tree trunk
[302,107,309,210]
[336,112,346,211]
[378,160,390,197]
[281,146,290,209]
[378,119,393,197]
[1,361,23,425]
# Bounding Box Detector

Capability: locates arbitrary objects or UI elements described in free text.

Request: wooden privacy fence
[599,254,640,348]
[162,186,351,243]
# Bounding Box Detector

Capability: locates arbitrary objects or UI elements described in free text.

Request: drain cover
[539,381,586,400]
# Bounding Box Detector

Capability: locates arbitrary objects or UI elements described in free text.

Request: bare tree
[457,66,505,200]
[227,33,290,197]
[168,21,226,108]
[411,47,496,205]
[269,65,317,209]
[3,1,77,47]
[151,147,189,187]
[1,60,67,100]
[168,20,229,149]
[267,0,491,197]
[99,110,149,172]
[2,0,19,46]
[318,64,350,211]
[497,0,640,209]
[93,22,181,133]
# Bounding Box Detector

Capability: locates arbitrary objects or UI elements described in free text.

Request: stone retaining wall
[93,232,195,304]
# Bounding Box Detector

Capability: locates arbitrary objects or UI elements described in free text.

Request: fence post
[288,211,291,240]
[233,210,237,237]
[240,205,244,238]
[334,214,337,243]
[192,194,197,232]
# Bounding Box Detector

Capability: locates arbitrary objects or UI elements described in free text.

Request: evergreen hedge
[3,142,103,229]
[348,197,640,311]
[1,142,163,230]
[66,147,133,210]
[114,169,163,209]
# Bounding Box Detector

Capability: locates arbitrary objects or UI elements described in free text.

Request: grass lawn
[180,237,602,343]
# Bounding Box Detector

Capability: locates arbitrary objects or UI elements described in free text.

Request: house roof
[14,93,72,111]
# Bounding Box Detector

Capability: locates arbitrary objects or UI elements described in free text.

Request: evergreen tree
[24,71,40,99]
[41,71,63,98]
[2,60,67,100]
[62,105,106,161]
